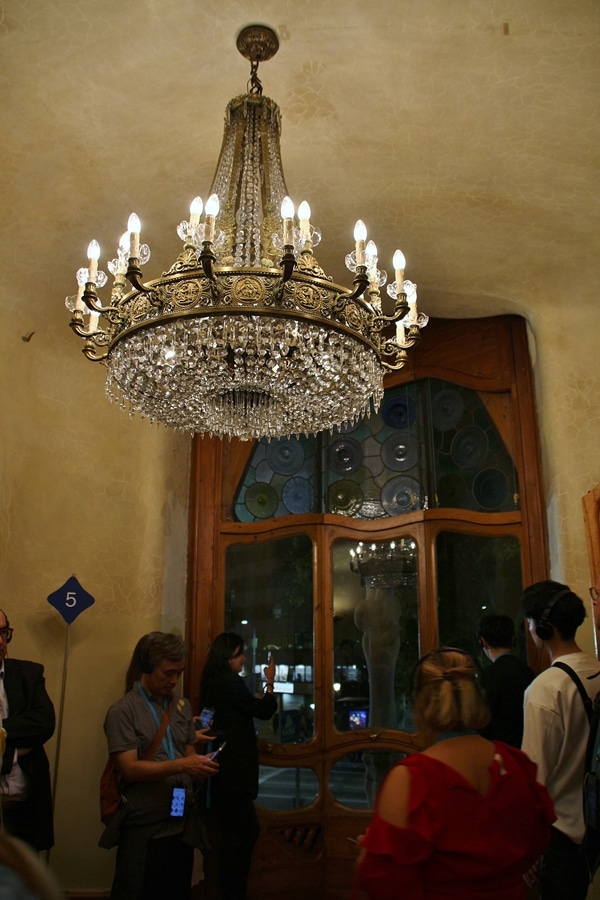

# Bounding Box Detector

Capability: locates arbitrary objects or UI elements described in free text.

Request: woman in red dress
[354,648,555,899]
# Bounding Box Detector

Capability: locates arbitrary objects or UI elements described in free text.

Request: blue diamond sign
[47,576,95,625]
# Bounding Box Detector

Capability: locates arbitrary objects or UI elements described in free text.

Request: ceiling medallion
[66,24,428,440]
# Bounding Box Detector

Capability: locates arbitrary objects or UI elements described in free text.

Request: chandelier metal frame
[66,24,427,440]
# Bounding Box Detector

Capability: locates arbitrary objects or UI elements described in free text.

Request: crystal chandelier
[349,539,417,589]
[66,25,428,441]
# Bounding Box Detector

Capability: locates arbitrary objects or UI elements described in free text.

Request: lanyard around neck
[137,681,175,760]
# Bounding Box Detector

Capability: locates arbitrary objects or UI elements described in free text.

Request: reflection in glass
[436,532,524,661]
[257,765,319,810]
[329,750,408,809]
[332,538,419,740]
[225,535,314,744]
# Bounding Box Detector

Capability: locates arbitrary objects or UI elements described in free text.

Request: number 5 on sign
[47,576,95,624]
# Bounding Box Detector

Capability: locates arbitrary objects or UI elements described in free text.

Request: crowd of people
[2,580,600,900]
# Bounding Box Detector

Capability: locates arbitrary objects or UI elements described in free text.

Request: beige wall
[1,296,599,891]
[528,301,600,657]
[1,295,191,890]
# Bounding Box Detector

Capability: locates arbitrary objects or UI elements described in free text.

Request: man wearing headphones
[101,632,219,900]
[522,581,600,899]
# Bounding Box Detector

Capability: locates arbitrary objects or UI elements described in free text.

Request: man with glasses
[0,608,55,851]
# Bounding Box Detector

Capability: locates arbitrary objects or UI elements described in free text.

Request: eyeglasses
[0,627,13,643]
[590,587,599,602]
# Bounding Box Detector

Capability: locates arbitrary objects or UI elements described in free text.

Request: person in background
[123,635,212,746]
[476,614,534,747]
[100,632,219,900]
[0,608,55,852]
[354,647,554,900]
[199,632,278,900]
[522,581,600,899]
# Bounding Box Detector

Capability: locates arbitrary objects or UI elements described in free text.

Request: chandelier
[66,25,428,441]
[349,539,417,589]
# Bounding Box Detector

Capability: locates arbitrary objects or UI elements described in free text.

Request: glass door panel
[225,534,314,744]
[436,531,525,659]
[332,537,419,735]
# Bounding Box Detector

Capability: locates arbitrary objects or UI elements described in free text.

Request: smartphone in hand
[197,707,214,729]
[207,741,227,760]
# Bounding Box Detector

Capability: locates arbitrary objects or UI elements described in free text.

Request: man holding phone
[101,632,219,900]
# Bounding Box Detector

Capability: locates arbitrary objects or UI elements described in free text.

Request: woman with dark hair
[354,648,555,899]
[200,632,277,900]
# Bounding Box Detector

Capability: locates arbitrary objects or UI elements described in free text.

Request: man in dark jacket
[0,608,55,851]
[477,613,534,747]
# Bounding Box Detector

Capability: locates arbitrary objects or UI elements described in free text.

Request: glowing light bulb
[127,213,141,258]
[87,239,100,280]
[189,196,203,228]
[281,196,295,245]
[298,200,311,240]
[354,220,367,266]
[393,249,406,291]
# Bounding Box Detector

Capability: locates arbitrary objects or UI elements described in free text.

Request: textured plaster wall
[0,280,191,890]
[528,300,600,659]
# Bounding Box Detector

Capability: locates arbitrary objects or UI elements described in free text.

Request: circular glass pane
[381,476,422,515]
[282,476,314,514]
[266,438,305,475]
[327,480,364,516]
[381,433,419,472]
[451,426,489,469]
[329,438,363,475]
[245,482,279,518]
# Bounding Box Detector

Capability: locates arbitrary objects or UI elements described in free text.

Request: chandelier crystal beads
[66,25,428,441]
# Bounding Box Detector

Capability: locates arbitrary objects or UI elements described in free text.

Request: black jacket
[479,653,534,748]
[2,658,56,850]
[205,671,277,798]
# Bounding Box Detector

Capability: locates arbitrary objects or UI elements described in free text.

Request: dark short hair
[200,632,245,703]
[476,614,515,648]
[522,580,586,640]
[143,632,188,671]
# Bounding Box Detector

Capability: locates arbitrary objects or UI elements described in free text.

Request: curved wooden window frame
[186,315,549,707]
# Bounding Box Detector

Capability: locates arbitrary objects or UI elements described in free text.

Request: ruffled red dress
[354,742,555,899]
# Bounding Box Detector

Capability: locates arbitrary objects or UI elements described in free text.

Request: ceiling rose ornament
[65,24,428,441]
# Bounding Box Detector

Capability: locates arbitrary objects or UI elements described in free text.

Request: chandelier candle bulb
[366,240,378,283]
[281,196,295,246]
[354,220,367,266]
[298,201,311,241]
[189,196,203,229]
[87,240,100,282]
[393,249,406,292]
[116,233,129,275]
[205,194,219,242]
[127,214,141,258]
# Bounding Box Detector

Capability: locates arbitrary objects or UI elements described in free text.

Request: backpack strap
[553,661,593,724]
[140,700,172,761]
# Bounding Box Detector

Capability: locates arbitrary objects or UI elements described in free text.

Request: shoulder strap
[553,661,593,724]
[140,700,172,761]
